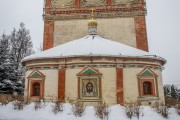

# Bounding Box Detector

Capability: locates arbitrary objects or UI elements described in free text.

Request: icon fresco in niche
[77,67,102,101]
[82,78,98,97]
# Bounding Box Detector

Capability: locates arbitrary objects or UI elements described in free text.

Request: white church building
[22,0,166,105]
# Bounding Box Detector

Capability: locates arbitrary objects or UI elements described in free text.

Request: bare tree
[9,23,34,81]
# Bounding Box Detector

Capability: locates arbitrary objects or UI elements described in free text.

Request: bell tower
[43,0,148,51]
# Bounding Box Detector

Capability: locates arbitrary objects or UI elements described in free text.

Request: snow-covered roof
[22,35,165,63]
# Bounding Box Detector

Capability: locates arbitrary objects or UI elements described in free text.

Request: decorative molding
[26,64,161,71]
[27,70,46,79]
[26,63,161,71]
[44,10,146,20]
[50,0,144,8]
[77,66,102,76]
[23,55,165,66]
[137,67,158,77]
[43,2,146,20]
[29,80,44,100]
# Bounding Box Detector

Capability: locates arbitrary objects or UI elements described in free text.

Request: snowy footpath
[0,102,180,120]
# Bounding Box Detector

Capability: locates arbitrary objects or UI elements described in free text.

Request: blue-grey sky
[0,0,180,86]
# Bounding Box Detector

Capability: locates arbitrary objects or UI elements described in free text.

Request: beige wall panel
[154,69,165,103]
[54,18,136,47]
[43,70,58,100]
[24,70,33,98]
[99,68,117,105]
[65,68,80,101]
[123,68,141,102]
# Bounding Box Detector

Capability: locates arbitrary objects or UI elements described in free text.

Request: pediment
[138,67,158,77]
[77,67,102,76]
[28,70,46,78]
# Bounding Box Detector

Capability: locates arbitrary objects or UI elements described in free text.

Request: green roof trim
[32,72,41,77]
[142,70,153,75]
[82,69,97,74]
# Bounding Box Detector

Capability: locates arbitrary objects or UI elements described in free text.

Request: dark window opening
[143,81,152,94]
[32,82,40,96]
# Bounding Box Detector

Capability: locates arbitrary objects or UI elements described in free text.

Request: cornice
[43,11,146,20]
[43,2,146,20]
[49,1,146,9]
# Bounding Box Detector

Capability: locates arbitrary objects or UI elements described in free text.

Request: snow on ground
[0,102,180,120]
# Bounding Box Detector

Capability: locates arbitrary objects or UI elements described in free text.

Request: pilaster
[116,68,124,105]
[58,68,65,102]
[45,0,51,8]
[43,21,54,50]
[134,16,149,51]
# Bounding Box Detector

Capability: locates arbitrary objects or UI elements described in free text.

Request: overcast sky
[0,0,180,86]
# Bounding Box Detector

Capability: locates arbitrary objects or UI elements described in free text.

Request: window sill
[138,96,159,101]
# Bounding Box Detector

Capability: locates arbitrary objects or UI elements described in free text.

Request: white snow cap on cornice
[22,35,165,63]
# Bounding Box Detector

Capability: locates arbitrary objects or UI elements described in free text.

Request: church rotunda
[22,18,166,105]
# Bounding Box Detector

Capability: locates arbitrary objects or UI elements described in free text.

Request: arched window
[143,81,152,94]
[32,82,40,96]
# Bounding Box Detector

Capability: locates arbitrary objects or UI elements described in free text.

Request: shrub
[165,97,178,107]
[125,106,134,119]
[0,94,24,105]
[125,101,143,120]
[34,101,42,111]
[12,100,25,110]
[12,94,24,101]
[153,101,170,118]
[72,102,85,117]
[160,106,169,118]
[133,105,141,119]
[95,102,110,120]
[175,104,180,115]
[0,94,12,105]
[52,101,64,114]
